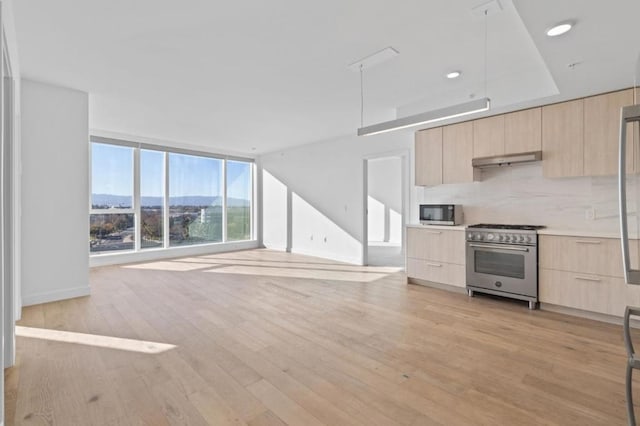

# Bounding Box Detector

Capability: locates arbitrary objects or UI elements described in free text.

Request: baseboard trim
[291,248,362,265]
[538,303,635,326]
[90,240,259,267]
[262,244,287,252]
[407,277,467,294]
[22,286,91,307]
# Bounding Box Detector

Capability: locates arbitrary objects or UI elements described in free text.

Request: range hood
[472,151,542,168]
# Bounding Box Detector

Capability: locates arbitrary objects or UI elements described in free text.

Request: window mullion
[222,159,227,243]
[251,162,256,241]
[133,147,141,252]
[163,152,170,249]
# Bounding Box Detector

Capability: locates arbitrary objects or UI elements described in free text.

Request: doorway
[363,152,408,267]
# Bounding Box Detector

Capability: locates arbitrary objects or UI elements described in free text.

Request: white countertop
[537,228,623,239]
[406,224,628,238]
[406,223,467,231]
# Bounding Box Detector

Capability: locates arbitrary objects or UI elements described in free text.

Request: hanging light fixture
[357,97,490,136]
[356,4,494,137]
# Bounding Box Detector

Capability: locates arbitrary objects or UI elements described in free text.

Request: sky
[91,143,251,200]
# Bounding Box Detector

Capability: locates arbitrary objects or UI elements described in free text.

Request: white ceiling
[13,0,640,155]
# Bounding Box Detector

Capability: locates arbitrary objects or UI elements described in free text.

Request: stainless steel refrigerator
[619,54,640,426]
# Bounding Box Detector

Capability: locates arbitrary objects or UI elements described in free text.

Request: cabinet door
[584,89,634,176]
[415,128,442,186]
[539,268,640,317]
[542,99,584,178]
[473,115,504,158]
[504,107,541,154]
[407,258,465,287]
[407,227,427,259]
[539,235,639,278]
[443,121,477,184]
[406,228,465,264]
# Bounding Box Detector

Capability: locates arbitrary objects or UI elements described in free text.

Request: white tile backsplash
[417,163,640,235]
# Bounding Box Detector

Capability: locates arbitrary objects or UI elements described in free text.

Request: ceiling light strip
[357,97,490,136]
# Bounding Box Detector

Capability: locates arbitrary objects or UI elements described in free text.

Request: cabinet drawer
[407,258,465,288]
[407,227,465,264]
[539,235,639,277]
[539,268,640,317]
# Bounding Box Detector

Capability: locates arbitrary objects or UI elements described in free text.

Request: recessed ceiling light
[546,21,573,37]
[446,71,461,79]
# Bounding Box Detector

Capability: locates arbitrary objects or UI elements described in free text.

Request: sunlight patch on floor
[174,256,402,273]
[16,326,176,354]
[121,255,403,276]
[203,264,398,282]
[123,260,213,272]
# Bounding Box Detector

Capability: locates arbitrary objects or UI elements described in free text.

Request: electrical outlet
[585,207,596,221]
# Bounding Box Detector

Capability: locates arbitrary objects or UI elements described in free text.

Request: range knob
[525,236,532,243]
[519,235,525,242]
[504,235,511,242]
[476,233,483,241]
[486,233,495,241]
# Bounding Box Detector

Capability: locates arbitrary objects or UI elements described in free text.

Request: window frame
[89,136,255,257]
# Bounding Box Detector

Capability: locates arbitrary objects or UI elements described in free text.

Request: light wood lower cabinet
[407,227,465,264]
[539,269,640,317]
[539,235,638,278]
[539,234,640,317]
[407,258,465,288]
[407,227,465,287]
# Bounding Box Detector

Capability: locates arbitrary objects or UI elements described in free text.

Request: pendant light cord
[360,64,364,127]
[484,9,488,99]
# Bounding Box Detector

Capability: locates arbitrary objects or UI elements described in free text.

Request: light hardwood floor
[4,249,639,425]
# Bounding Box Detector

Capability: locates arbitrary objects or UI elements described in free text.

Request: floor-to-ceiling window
[169,153,223,247]
[140,149,165,250]
[226,160,252,241]
[89,137,254,256]
[90,143,135,253]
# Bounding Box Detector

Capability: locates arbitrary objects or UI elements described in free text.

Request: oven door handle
[468,243,530,252]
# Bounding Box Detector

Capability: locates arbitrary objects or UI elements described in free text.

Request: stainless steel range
[466,224,544,310]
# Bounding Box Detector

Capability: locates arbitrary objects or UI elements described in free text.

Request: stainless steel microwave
[419,204,463,226]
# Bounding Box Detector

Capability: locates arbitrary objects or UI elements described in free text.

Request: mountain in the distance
[92,194,249,208]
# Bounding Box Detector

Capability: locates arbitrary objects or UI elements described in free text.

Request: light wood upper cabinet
[473,115,505,158]
[584,89,634,176]
[443,121,478,184]
[542,99,584,178]
[415,128,442,186]
[413,88,636,186]
[504,107,541,154]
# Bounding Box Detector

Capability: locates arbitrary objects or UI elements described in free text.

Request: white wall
[367,157,402,244]
[21,79,89,305]
[260,132,413,264]
[2,3,22,423]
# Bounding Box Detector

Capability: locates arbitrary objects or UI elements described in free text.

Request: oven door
[466,242,537,297]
